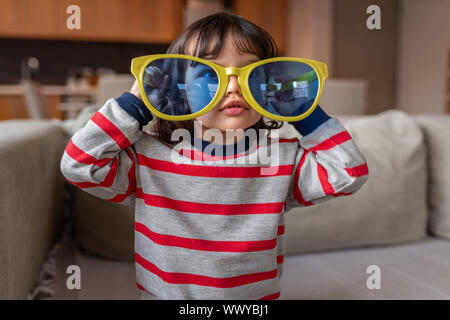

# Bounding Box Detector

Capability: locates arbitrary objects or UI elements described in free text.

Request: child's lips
[221,107,246,116]
[219,100,249,116]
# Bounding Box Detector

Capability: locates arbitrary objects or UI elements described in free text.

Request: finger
[161,74,170,90]
[145,66,163,86]
[130,80,143,101]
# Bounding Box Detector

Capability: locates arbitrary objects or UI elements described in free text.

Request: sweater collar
[190,134,258,157]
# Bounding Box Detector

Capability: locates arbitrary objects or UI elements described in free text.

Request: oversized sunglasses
[131,54,328,122]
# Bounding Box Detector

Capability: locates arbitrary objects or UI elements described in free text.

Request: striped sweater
[60,94,369,300]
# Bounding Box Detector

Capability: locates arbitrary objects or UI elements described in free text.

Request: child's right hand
[130,68,170,108]
[130,80,143,101]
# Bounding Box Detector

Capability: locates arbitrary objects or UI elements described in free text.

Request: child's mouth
[220,100,248,116]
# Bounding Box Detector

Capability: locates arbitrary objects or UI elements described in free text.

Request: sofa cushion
[281,109,428,254]
[72,187,134,261]
[414,115,450,240]
[280,237,450,299]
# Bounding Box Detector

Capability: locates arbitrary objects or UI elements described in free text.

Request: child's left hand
[130,80,143,101]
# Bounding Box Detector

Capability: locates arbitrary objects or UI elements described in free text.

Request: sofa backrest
[413,115,450,240]
[282,109,430,254]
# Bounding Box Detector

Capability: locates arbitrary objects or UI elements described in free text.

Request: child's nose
[226,75,242,96]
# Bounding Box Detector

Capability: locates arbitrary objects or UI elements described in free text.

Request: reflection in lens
[143,58,219,116]
[248,61,319,117]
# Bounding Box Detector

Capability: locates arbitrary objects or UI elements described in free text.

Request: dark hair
[153,12,283,144]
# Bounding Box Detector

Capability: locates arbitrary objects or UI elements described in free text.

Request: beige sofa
[1,109,450,299]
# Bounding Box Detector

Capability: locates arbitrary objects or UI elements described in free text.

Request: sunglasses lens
[248,61,319,118]
[143,58,219,116]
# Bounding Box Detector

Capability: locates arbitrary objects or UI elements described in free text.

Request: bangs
[230,27,276,59]
[167,12,278,60]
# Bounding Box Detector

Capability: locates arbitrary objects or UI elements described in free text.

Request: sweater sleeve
[60,92,150,206]
[291,104,331,136]
[285,107,369,211]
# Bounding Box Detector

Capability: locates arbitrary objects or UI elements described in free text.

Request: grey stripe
[135,202,283,241]
[135,232,278,277]
[138,169,293,205]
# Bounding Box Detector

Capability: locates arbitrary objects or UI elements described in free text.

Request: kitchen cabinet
[0,0,19,34]
[0,0,183,43]
[17,0,60,38]
[233,0,287,54]
[120,0,183,43]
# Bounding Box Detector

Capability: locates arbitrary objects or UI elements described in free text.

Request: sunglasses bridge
[225,67,242,77]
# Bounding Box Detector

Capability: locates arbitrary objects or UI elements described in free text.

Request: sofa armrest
[0,120,67,299]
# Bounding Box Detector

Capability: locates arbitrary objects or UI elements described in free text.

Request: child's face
[187,32,263,140]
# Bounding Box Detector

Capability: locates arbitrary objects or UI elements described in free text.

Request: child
[60,12,369,300]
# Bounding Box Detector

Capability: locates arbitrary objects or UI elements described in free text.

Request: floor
[49,237,450,300]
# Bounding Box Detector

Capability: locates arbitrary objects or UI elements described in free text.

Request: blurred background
[0,0,449,122]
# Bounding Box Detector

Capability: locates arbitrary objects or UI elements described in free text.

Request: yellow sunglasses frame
[131,54,328,122]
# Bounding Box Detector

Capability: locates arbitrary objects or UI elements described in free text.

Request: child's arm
[285,105,369,211]
[60,92,153,206]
